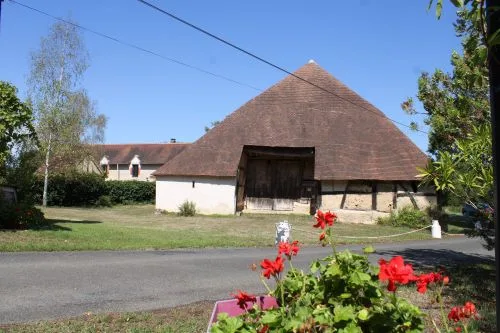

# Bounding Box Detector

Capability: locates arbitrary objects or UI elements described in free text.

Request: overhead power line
[8,0,262,92]
[137,0,428,135]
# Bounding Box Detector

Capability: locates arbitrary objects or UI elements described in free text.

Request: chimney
[170,138,176,143]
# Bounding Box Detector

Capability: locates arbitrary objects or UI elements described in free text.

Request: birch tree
[28,21,106,206]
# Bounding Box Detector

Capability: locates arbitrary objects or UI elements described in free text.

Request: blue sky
[0,0,460,153]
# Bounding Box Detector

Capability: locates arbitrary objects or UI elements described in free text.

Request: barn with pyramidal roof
[153,61,436,221]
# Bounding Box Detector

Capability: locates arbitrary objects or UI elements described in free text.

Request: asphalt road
[0,237,493,324]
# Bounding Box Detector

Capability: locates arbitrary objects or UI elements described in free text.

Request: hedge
[33,173,155,206]
[33,172,106,206]
[105,180,155,205]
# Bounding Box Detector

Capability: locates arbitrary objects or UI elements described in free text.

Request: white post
[431,220,442,239]
[275,221,292,245]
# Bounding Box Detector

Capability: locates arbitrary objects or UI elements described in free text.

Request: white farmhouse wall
[156,176,236,214]
[106,164,162,181]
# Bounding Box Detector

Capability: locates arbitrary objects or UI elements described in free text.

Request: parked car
[462,202,494,218]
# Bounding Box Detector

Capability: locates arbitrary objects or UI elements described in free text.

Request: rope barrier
[292,225,433,240]
[442,231,466,236]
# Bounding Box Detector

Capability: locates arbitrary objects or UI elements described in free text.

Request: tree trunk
[42,133,52,207]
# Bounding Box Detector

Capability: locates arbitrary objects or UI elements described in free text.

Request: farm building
[97,142,188,181]
[153,61,435,221]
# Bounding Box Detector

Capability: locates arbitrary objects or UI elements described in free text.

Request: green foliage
[404,3,489,156]
[211,250,425,332]
[178,200,196,216]
[34,172,107,206]
[0,81,37,164]
[3,147,42,204]
[204,120,222,133]
[105,181,155,205]
[0,201,46,230]
[96,195,113,207]
[407,2,495,249]
[32,175,155,207]
[419,125,494,248]
[28,21,106,206]
[377,206,430,229]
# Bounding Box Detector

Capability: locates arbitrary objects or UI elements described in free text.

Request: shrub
[32,175,155,206]
[96,195,113,207]
[0,201,46,229]
[377,206,430,228]
[105,180,155,205]
[33,172,107,206]
[178,200,196,216]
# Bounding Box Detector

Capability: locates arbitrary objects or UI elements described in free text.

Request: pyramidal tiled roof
[154,62,428,180]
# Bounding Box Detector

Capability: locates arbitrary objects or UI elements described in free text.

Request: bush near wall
[377,206,430,228]
[33,172,107,206]
[0,201,46,229]
[33,173,155,206]
[105,180,155,205]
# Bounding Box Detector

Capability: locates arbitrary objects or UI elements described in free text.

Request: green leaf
[450,0,464,8]
[334,305,356,322]
[435,0,443,18]
[261,311,280,325]
[310,260,321,273]
[357,309,369,321]
[363,246,375,254]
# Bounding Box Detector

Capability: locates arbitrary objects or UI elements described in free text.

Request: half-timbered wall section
[319,180,436,216]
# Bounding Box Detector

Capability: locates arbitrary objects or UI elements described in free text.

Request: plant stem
[260,276,273,294]
[437,285,450,332]
[275,276,285,307]
[430,318,442,333]
[289,259,298,278]
[329,226,337,257]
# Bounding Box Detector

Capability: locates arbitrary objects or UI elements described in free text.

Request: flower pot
[207,296,278,333]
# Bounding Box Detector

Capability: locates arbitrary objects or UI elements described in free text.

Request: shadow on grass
[0,218,102,232]
[49,218,102,225]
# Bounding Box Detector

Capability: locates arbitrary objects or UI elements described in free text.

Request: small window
[192,181,195,188]
[101,164,108,174]
[132,164,139,177]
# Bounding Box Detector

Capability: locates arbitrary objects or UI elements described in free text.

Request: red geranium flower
[448,306,462,322]
[261,256,284,279]
[231,290,257,310]
[313,210,336,229]
[415,272,443,294]
[448,301,478,322]
[463,301,477,317]
[378,256,416,292]
[278,241,299,259]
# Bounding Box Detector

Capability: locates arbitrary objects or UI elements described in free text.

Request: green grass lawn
[0,205,449,252]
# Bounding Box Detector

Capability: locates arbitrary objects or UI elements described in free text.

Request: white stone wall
[105,164,161,181]
[156,176,236,215]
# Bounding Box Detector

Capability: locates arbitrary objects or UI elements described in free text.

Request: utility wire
[8,0,263,92]
[137,0,428,135]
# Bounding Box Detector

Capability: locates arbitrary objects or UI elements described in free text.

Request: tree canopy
[28,21,106,206]
[0,81,36,165]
